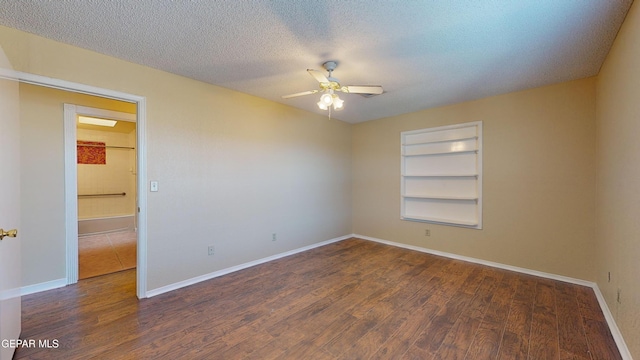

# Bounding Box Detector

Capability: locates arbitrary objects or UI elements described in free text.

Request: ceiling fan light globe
[333,97,344,110]
[320,93,333,106]
[317,101,329,110]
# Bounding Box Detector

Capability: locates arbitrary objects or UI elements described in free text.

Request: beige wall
[19,83,136,286]
[4,27,352,291]
[595,0,640,356]
[353,77,597,281]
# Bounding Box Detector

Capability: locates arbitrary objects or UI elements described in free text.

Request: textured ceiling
[0,0,633,123]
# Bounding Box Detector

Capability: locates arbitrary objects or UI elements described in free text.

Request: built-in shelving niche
[401,121,482,229]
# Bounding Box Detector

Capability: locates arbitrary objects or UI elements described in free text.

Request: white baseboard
[353,233,632,360]
[590,284,633,360]
[21,278,67,296]
[145,234,352,298]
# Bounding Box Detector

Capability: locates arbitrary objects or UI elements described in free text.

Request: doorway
[17,72,148,299]
[63,102,146,295]
[73,107,137,279]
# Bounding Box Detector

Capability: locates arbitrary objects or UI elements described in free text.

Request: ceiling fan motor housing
[323,61,338,72]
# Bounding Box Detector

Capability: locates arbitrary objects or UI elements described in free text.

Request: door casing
[64,105,138,285]
[19,72,148,299]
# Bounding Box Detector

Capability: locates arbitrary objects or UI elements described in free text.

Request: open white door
[0,45,21,360]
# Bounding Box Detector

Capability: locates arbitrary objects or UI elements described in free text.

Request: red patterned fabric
[77,141,106,164]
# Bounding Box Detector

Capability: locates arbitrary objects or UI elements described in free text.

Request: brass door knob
[0,228,18,240]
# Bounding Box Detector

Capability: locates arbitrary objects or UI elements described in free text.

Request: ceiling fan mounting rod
[323,61,338,73]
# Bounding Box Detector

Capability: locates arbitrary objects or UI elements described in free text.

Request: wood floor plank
[278,274,393,346]
[343,288,441,360]
[555,283,592,360]
[496,277,537,360]
[573,283,622,360]
[575,285,607,323]
[528,281,560,360]
[303,312,359,352]
[411,265,480,354]
[322,257,447,357]
[14,238,624,360]
[583,318,623,360]
[402,344,436,360]
[412,293,474,354]
[280,340,336,360]
[321,305,385,357]
[242,337,289,360]
[342,306,423,359]
[432,273,502,360]
[370,304,441,360]
[464,273,518,359]
[348,257,447,320]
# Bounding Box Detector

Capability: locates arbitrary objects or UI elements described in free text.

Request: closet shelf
[402,195,478,201]
[402,135,478,146]
[77,144,135,150]
[402,149,478,157]
[402,173,478,178]
[401,214,478,226]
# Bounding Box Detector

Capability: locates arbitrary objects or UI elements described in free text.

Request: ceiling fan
[282,61,383,111]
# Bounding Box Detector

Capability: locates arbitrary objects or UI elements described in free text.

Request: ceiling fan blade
[343,85,384,95]
[307,69,329,83]
[281,90,319,99]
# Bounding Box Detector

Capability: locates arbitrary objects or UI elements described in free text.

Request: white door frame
[19,72,148,299]
[64,105,137,284]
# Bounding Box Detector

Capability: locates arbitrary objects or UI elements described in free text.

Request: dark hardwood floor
[15,238,621,359]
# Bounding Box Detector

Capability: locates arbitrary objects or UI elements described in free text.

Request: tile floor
[78,230,136,279]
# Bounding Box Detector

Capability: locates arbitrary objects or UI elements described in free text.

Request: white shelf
[402,149,478,157]
[401,214,478,227]
[401,121,482,229]
[402,195,478,201]
[402,173,478,178]
[402,135,478,146]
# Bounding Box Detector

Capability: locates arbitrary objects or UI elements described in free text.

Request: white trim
[17,72,142,103]
[136,98,148,299]
[476,122,483,228]
[17,71,148,299]
[145,234,351,298]
[63,104,79,284]
[20,278,67,296]
[0,66,18,81]
[353,233,632,359]
[64,105,137,286]
[591,285,633,360]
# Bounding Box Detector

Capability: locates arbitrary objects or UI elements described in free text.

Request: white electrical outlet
[425,229,431,236]
[208,245,215,256]
[272,233,277,241]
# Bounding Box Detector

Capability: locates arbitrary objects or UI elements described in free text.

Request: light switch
[150,181,159,192]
